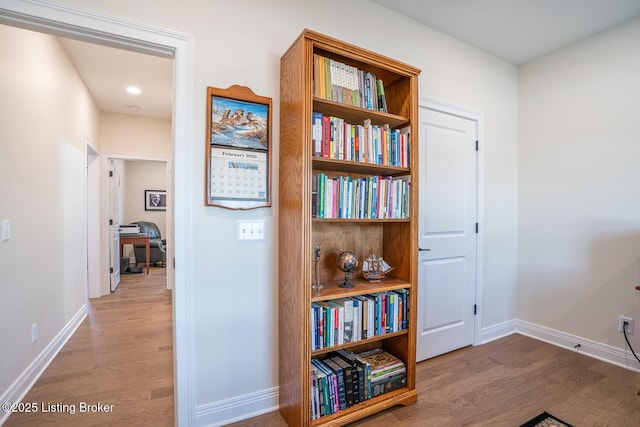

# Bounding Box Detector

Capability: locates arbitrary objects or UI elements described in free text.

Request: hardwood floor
[229,334,640,427]
[5,267,173,427]
[8,272,640,427]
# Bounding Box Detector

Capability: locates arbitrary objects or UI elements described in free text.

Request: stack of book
[358,348,407,398]
[311,290,409,351]
[312,173,410,220]
[312,113,410,167]
[310,349,406,420]
[313,54,388,113]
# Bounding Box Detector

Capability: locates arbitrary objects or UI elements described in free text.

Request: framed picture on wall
[205,85,272,209]
[145,190,166,211]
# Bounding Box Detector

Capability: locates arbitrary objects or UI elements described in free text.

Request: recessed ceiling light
[127,105,141,111]
[127,86,141,95]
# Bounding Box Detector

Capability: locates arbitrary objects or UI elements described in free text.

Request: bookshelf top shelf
[311,278,411,302]
[313,97,409,129]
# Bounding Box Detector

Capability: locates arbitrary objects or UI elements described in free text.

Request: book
[323,358,348,410]
[335,350,361,404]
[326,300,344,345]
[376,79,388,113]
[321,115,330,158]
[310,362,328,416]
[311,174,318,218]
[331,356,354,407]
[310,367,319,419]
[312,359,339,414]
[357,349,405,379]
[352,352,372,400]
[314,55,393,113]
[312,112,323,157]
[371,372,406,397]
[313,54,322,100]
[335,298,354,343]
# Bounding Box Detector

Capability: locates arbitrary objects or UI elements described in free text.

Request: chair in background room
[130,221,166,267]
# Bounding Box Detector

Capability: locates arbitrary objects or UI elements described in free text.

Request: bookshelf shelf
[310,387,417,427]
[280,29,420,426]
[312,97,409,129]
[312,218,410,224]
[310,329,409,358]
[312,157,410,177]
[310,278,410,302]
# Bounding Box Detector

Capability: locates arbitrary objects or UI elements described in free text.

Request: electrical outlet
[619,316,634,335]
[31,323,38,344]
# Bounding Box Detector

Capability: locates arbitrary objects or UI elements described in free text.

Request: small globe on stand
[336,250,358,288]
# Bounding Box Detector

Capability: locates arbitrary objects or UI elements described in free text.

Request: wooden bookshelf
[279,29,420,426]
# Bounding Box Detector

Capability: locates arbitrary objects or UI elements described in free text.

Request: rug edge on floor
[519,411,573,427]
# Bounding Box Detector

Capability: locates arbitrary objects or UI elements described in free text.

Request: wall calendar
[209,147,268,203]
[205,85,272,209]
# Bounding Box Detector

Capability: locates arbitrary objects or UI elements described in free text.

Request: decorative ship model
[362,254,393,282]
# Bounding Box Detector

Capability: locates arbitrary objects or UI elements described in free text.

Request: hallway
[4,267,174,426]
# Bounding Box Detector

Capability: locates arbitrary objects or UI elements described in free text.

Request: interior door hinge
[476,140,479,151]
[474,304,477,315]
[109,219,113,226]
[109,170,113,177]
[110,267,114,273]
[475,223,479,234]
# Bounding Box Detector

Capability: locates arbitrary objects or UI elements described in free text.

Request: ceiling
[55,1,640,119]
[371,0,640,64]
[58,37,173,119]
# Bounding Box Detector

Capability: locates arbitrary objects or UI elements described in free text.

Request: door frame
[103,154,173,296]
[0,2,195,425]
[86,138,101,299]
[419,97,485,346]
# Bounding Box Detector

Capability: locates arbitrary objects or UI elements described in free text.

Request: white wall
[100,112,172,159]
[0,24,100,401]
[124,160,167,237]
[518,17,640,349]
[2,0,519,424]
[45,0,519,421]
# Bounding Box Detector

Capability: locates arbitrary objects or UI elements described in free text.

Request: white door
[111,227,121,291]
[417,104,478,361]
[109,163,122,292]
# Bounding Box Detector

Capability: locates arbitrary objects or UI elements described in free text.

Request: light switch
[1,220,10,242]
[237,220,266,241]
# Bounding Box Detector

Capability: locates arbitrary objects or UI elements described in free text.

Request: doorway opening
[108,157,172,294]
[0,3,194,424]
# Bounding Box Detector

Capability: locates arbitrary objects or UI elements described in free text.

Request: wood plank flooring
[8,269,640,427]
[4,267,173,427]
[228,334,640,427]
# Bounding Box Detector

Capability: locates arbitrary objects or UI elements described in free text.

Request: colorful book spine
[312,55,388,113]
[311,291,410,353]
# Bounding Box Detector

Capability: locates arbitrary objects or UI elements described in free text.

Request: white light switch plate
[237,220,265,241]
[1,220,9,242]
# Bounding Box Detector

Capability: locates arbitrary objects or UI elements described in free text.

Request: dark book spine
[311,174,318,218]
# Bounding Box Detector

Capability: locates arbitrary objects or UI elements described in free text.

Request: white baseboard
[0,304,88,424]
[515,319,640,373]
[194,320,640,426]
[479,319,517,344]
[195,386,279,427]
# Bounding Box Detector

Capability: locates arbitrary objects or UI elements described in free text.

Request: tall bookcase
[279,29,420,427]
